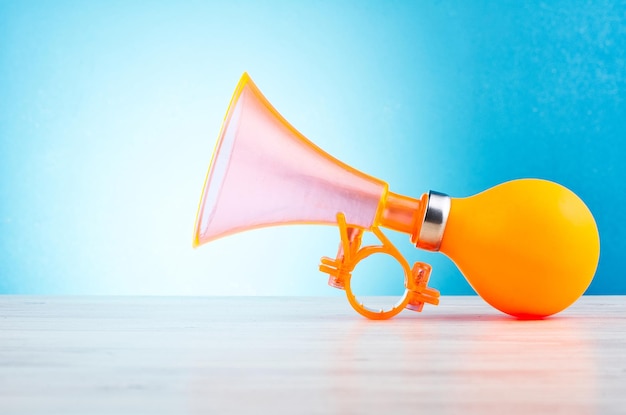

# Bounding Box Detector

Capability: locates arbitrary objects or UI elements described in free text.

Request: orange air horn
[193,73,600,320]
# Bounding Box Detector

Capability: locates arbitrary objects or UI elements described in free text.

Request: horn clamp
[319,212,440,320]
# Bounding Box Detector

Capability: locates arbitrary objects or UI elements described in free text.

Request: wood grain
[0,296,624,414]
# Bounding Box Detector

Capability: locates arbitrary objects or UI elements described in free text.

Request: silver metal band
[416,191,451,251]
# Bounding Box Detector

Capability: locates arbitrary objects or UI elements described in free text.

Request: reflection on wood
[0,296,624,414]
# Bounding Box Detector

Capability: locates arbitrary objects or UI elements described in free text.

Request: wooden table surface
[0,296,624,414]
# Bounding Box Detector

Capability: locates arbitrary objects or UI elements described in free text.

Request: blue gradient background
[1,1,624,296]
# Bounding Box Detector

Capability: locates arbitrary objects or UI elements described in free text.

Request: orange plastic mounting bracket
[319,213,440,320]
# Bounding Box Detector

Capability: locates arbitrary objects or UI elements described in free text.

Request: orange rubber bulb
[438,179,600,319]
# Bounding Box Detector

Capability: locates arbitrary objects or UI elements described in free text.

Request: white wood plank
[0,296,624,414]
